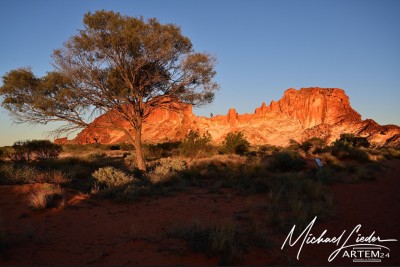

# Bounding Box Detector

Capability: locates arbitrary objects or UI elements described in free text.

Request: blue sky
[0,0,399,146]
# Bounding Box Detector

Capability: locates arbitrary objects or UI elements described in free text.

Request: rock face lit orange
[56,88,400,147]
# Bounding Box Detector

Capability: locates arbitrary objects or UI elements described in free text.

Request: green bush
[92,166,134,189]
[222,132,249,155]
[180,130,212,157]
[268,151,306,172]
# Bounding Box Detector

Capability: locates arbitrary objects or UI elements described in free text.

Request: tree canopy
[0,10,219,170]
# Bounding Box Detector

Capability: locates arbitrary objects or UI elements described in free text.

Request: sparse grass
[0,162,70,185]
[27,184,65,210]
[167,219,242,265]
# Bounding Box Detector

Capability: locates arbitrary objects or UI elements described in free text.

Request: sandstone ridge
[56,88,400,147]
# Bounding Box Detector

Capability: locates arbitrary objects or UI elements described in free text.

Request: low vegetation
[0,133,398,263]
[27,184,65,210]
[222,132,250,155]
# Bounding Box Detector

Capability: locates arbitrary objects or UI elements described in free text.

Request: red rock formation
[60,88,400,147]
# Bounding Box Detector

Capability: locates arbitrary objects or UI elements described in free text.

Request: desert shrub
[168,219,241,265]
[0,163,70,185]
[381,147,400,159]
[144,141,180,159]
[27,184,64,210]
[287,139,301,150]
[180,130,212,157]
[87,152,106,160]
[10,141,33,162]
[119,142,135,151]
[0,146,14,161]
[331,135,371,162]
[335,133,370,148]
[300,137,327,154]
[109,144,121,150]
[9,140,61,162]
[28,140,62,160]
[209,222,240,265]
[148,157,187,184]
[257,145,281,157]
[268,151,306,172]
[0,163,37,184]
[222,132,250,155]
[92,166,134,189]
[332,144,370,162]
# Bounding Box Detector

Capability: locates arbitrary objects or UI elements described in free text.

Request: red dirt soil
[0,160,399,266]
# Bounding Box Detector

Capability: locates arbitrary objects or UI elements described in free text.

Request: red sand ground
[0,159,399,266]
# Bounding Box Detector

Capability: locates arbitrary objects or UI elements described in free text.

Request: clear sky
[0,0,399,146]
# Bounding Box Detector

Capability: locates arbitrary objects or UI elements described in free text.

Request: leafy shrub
[10,140,62,162]
[222,132,249,155]
[180,130,212,157]
[268,151,306,172]
[92,166,134,189]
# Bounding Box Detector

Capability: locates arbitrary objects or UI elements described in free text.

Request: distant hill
[55,87,400,147]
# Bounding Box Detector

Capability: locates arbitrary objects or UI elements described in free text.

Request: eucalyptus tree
[0,10,219,171]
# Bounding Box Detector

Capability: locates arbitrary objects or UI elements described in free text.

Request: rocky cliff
[56,88,400,147]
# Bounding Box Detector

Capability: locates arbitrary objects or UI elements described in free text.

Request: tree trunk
[133,126,146,171]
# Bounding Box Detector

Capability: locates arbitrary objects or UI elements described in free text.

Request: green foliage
[268,151,306,172]
[180,130,212,157]
[0,10,219,171]
[222,132,250,155]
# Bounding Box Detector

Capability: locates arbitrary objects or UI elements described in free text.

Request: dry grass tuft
[27,184,65,210]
